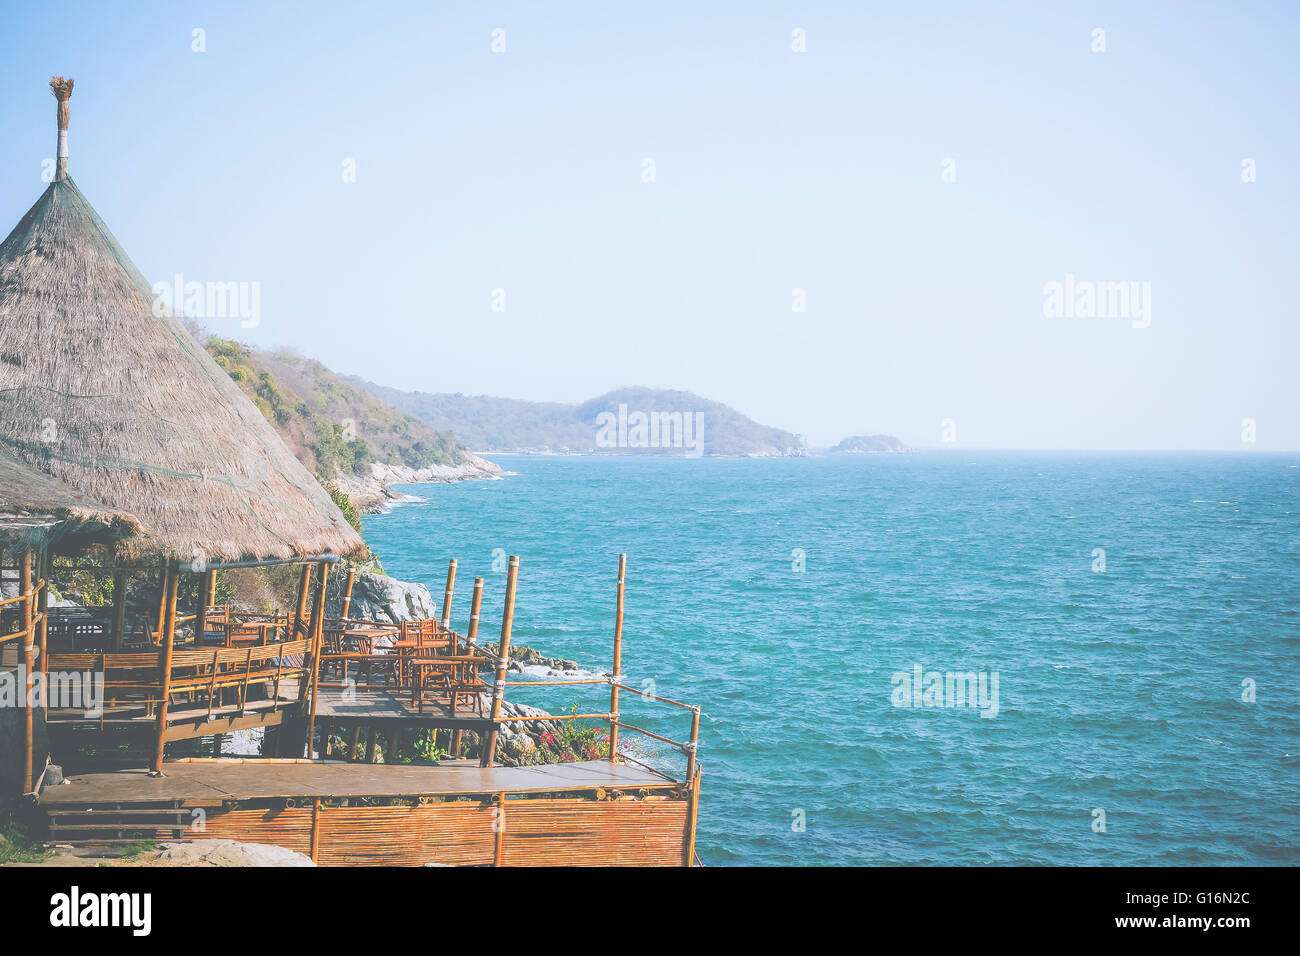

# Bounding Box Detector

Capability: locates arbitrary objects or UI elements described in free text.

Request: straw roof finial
[49,75,74,181]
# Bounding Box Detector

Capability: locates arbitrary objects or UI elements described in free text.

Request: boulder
[326,571,436,624]
[132,840,315,867]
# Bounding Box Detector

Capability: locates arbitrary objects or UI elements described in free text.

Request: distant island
[350,380,809,458]
[826,434,912,454]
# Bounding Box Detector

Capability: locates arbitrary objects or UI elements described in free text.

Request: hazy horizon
[2,1,1297,451]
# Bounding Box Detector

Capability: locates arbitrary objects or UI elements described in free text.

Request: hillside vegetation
[204,337,472,480]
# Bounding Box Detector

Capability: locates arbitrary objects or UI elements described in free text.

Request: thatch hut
[0,80,363,565]
[0,78,363,789]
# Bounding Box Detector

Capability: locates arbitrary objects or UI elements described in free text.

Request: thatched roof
[0,452,140,551]
[0,81,366,563]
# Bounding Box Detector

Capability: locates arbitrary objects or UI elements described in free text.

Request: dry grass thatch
[0,175,367,563]
[0,452,140,551]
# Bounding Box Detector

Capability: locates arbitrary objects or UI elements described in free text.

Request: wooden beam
[482,556,519,768]
[609,553,626,761]
[151,564,180,774]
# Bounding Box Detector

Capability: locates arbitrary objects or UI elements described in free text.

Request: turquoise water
[365,453,1300,866]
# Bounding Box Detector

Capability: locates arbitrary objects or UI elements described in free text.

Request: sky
[1,0,1297,450]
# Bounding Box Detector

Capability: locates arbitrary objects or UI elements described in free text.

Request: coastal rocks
[480,642,587,676]
[128,840,315,867]
[333,455,505,514]
[325,571,436,623]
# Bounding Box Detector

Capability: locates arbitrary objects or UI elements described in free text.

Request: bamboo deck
[40,758,675,805]
[38,758,693,866]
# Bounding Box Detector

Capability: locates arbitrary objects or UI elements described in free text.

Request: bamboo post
[683,765,702,867]
[608,553,626,761]
[19,550,34,793]
[304,560,330,757]
[154,568,168,642]
[481,556,519,768]
[340,568,356,619]
[466,578,484,648]
[206,568,218,607]
[451,577,485,756]
[441,559,457,631]
[111,570,128,650]
[310,798,322,862]
[365,725,377,763]
[686,705,701,784]
[292,564,311,639]
[349,724,362,761]
[151,564,180,775]
[195,568,214,644]
[37,547,49,717]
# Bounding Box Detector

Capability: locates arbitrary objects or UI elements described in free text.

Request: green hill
[202,336,473,479]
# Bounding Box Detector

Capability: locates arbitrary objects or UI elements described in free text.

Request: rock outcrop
[333,456,504,513]
[325,570,437,623]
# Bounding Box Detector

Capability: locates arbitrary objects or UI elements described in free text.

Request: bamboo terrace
[0,79,702,865]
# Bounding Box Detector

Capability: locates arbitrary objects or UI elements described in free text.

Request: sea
[364,452,1300,866]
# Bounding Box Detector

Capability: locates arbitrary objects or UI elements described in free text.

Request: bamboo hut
[0,78,364,788]
[1,80,702,865]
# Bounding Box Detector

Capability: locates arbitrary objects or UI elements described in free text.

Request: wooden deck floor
[312,687,492,728]
[39,758,676,806]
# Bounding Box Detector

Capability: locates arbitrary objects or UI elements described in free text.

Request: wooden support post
[19,550,34,793]
[340,568,356,619]
[451,577,484,756]
[310,798,322,862]
[608,553,626,761]
[482,556,519,768]
[466,578,484,648]
[350,724,362,761]
[304,561,330,757]
[389,722,401,764]
[683,765,702,867]
[111,570,128,650]
[154,568,168,642]
[151,564,180,775]
[492,794,506,867]
[212,734,223,757]
[441,559,457,631]
[365,725,377,763]
[37,547,49,717]
[195,568,215,644]
[320,719,332,757]
[686,705,701,784]
[292,564,311,639]
[206,568,218,607]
